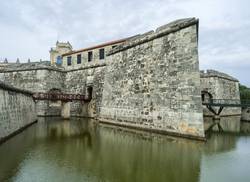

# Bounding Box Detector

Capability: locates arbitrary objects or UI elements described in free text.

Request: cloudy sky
[0,0,249,86]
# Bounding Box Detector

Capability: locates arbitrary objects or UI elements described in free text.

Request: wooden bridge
[32,92,92,119]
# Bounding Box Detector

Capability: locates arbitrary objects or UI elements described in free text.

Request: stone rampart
[0,63,65,116]
[200,69,241,116]
[0,81,37,143]
[99,18,205,139]
[0,62,106,117]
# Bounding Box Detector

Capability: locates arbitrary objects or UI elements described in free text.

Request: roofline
[62,37,128,57]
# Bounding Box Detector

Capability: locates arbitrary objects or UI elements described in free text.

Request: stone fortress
[0,18,244,142]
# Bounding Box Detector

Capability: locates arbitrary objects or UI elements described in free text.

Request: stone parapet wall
[0,81,37,143]
[99,18,205,138]
[200,70,238,82]
[0,62,106,117]
[0,67,65,116]
[200,70,241,116]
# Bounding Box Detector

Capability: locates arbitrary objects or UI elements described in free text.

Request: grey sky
[0,0,249,86]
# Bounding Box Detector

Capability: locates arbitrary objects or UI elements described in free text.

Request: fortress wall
[99,18,205,138]
[0,63,106,117]
[0,81,37,143]
[0,69,65,92]
[200,70,241,116]
[241,108,250,121]
[0,68,65,116]
[65,65,106,117]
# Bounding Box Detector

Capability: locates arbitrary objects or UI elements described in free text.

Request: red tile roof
[62,37,128,57]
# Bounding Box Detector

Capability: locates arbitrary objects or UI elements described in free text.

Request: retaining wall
[0,81,37,143]
[99,18,205,139]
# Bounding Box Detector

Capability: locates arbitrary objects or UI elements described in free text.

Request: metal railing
[32,92,91,102]
[202,99,250,107]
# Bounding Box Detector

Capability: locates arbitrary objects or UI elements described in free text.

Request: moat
[0,118,250,182]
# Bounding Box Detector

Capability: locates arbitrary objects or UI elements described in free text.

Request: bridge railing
[33,92,91,102]
[202,99,250,107]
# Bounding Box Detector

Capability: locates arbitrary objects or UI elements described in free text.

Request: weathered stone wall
[0,62,105,117]
[0,81,37,142]
[200,70,241,116]
[0,18,244,139]
[65,65,106,117]
[99,18,204,138]
[242,108,250,121]
[0,63,65,116]
[0,69,65,92]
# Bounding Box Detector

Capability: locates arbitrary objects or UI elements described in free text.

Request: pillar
[61,102,70,119]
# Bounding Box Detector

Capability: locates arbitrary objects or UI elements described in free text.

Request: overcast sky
[0,0,249,86]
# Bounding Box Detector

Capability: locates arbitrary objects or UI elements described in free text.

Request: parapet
[107,18,198,55]
[0,80,33,95]
[0,61,64,72]
[200,69,239,82]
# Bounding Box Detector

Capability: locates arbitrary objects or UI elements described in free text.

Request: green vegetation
[239,84,250,100]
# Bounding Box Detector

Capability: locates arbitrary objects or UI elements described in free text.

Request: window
[112,45,117,49]
[99,48,105,60]
[88,51,93,62]
[77,54,81,64]
[56,56,62,65]
[67,56,72,66]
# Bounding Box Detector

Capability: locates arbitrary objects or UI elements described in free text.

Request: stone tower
[50,41,72,65]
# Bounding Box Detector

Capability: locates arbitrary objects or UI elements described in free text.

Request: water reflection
[0,117,250,182]
[240,121,250,134]
[204,116,241,133]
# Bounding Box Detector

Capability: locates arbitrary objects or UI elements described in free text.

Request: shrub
[239,84,250,100]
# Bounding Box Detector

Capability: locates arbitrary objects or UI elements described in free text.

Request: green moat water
[0,118,250,182]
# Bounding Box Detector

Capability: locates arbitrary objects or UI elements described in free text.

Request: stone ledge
[0,61,65,73]
[107,17,198,56]
[0,62,106,73]
[98,118,206,141]
[0,81,33,96]
[200,69,239,82]
[0,120,38,145]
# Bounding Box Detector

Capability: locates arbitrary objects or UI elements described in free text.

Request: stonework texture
[0,62,105,118]
[0,82,37,142]
[99,18,205,138]
[2,18,243,139]
[200,70,241,116]
[242,108,250,121]
[65,66,105,117]
[0,65,65,116]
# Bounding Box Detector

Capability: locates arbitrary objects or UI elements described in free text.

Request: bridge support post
[61,102,70,119]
